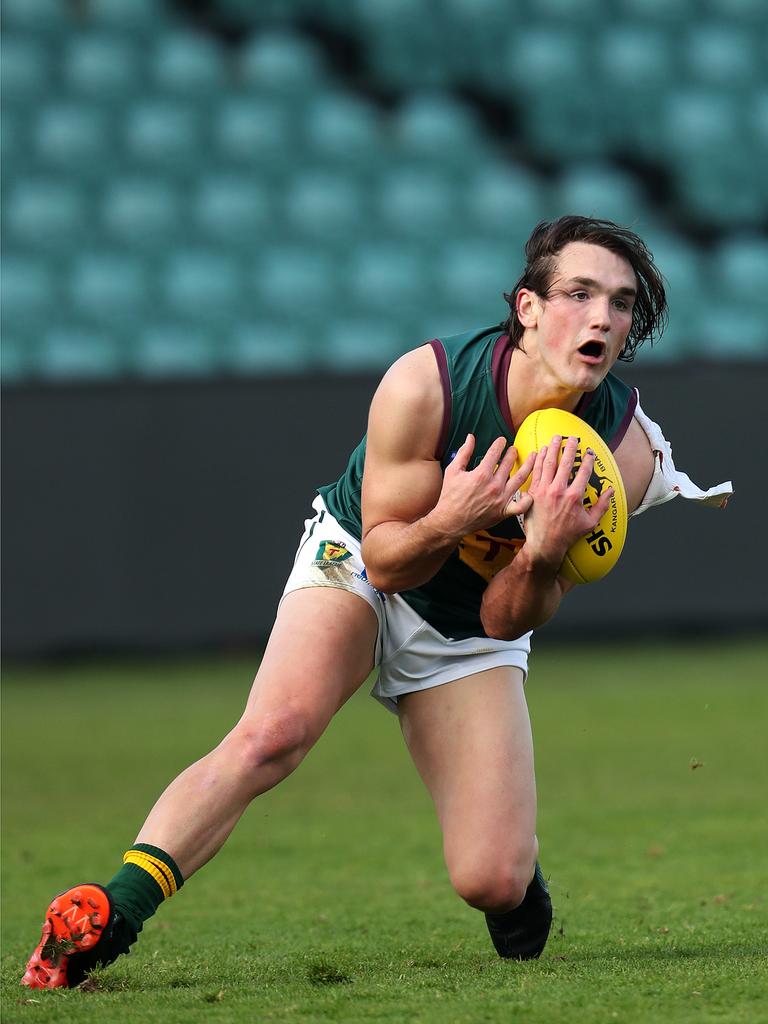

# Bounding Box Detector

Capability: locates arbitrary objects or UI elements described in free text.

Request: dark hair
[502,215,667,361]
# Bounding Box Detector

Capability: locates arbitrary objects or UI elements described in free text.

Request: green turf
[2,640,766,1023]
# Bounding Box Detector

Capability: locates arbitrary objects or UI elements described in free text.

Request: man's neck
[506,345,584,429]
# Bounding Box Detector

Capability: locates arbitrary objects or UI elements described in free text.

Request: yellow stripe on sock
[123,852,172,899]
[135,851,179,896]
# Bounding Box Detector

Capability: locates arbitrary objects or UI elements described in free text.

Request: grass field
[2,639,766,1024]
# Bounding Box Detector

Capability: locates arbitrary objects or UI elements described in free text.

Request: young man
[22,216,731,987]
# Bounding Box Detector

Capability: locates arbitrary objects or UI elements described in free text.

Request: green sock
[106,843,184,935]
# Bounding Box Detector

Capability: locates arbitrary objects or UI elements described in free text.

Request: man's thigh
[398,667,537,881]
[241,587,379,739]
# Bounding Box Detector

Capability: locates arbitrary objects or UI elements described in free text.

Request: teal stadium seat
[283,171,365,246]
[1,0,69,32]
[37,326,125,380]
[0,109,25,179]
[0,333,36,383]
[87,0,168,33]
[320,319,409,372]
[376,167,458,241]
[706,0,768,20]
[435,239,512,326]
[34,102,112,176]
[503,28,606,159]
[1,36,52,104]
[391,93,488,171]
[346,242,431,322]
[255,246,338,322]
[684,24,760,90]
[133,323,220,377]
[697,309,768,359]
[215,95,294,175]
[62,33,142,101]
[226,322,309,374]
[598,25,674,156]
[712,237,768,315]
[465,166,547,247]
[193,175,271,247]
[302,93,384,173]
[553,164,651,228]
[70,253,149,326]
[618,0,698,23]
[5,179,88,253]
[639,231,705,361]
[162,250,242,325]
[150,31,227,98]
[101,177,182,250]
[239,30,327,99]
[441,0,513,85]
[753,90,768,164]
[1,256,55,335]
[352,0,451,90]
[123,100,203,174]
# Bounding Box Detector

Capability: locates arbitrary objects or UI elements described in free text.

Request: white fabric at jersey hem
[631,393,733,517]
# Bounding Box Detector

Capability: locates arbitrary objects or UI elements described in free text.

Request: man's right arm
[360,346,534,594]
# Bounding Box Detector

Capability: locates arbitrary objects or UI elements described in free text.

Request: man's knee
[449,846,537,913]
[230,705,316,783]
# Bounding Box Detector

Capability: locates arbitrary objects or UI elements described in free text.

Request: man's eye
[612,298,629,311]
[571,291,588,300]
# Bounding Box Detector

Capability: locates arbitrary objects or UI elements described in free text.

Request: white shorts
[280,496,531,713]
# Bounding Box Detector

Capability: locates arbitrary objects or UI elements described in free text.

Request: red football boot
[21,884,114,989]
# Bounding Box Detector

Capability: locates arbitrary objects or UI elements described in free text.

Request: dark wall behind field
[2,364,765,657]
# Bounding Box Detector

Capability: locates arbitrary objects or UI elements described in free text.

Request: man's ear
[516,288,540,329]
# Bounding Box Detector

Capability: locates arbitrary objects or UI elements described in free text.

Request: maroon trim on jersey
[428,339,452,459]
[491,333,514,432]
[609,387,638,452]
[574,387,596,418]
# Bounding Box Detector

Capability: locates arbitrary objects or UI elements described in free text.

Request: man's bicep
[614,417,655,513]
[361,347,446,536]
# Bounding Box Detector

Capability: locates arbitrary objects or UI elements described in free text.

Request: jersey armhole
[609,387,639,452]
[428,338,452,460]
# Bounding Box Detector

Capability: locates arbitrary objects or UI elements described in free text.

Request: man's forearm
[480,545,566,640]
[361,513,460,594]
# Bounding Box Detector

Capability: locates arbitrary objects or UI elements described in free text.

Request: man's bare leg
[399,667,551,958]
[22,587,378,988]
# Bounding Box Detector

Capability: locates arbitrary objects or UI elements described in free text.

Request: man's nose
[589,298,612,331]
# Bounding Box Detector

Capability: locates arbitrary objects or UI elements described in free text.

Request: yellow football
[513,408,628,584]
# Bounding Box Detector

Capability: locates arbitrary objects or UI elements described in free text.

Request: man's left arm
[480,422,655,640]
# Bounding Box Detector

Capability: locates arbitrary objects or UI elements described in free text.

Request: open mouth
[577,340,606,361]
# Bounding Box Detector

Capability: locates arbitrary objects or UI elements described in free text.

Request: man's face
[518,241,637,393]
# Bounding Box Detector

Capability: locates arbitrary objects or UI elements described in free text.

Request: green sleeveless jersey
[318,326,637,640]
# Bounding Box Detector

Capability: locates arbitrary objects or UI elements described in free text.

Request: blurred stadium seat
[553,164,651,228]
[34,102,113,176]
[321,319,410,372]
[150,31,228,97]
[214,94,294,173]
[163,249,242,324]
[1,0,69,31]
[1,36,52,103]
[37,326,126,380]
[226,322,310,373]
[239,30,327,97]
[87,0,169,32]
[255,246,339,322]
[133,323,220,377]
[62,33,142,101]
[69,253,149,325]
[5,179,88,253]
[1,256,56,333]
[192,175,271,247]
[391,93,487,169]
[465,166,547,246]
[101,177,182,250]
[302,93,384,172]
[346,241,431,321]
[123,99,204,173]
[283,171,366,245]
[376,167,460,241]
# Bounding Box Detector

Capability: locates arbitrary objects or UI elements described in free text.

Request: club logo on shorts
[314,540,353,563]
